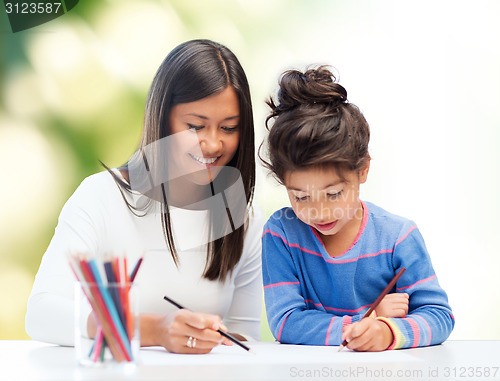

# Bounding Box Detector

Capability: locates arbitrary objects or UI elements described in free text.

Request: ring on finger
[187,336,194,348]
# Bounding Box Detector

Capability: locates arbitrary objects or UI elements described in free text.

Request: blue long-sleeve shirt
[262,201,454,349]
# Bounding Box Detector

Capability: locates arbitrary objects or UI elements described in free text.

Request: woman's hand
[87,309,233,354]
[143,310,232,354]
[341,318,393,352]
[375,292,409,318]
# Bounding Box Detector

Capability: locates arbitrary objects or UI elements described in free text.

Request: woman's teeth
[190,154,217,164]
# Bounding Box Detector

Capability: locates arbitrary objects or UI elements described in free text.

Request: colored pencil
[130,257,143,282]
[88,258,132,360]
[68,253,135,362]
[338,267,406,352]
[79,257,128,361]
[104,259,126,332]
[69,255,127,362]
[93,255,143,360]
[162,295,255,354]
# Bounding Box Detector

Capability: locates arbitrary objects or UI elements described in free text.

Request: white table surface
[1,340,499,381]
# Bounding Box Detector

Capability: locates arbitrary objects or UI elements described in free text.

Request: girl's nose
[309,203,333,221]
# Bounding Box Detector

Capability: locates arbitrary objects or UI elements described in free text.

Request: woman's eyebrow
[186,113,240,121]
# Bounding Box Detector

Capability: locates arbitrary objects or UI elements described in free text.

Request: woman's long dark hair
[107,40,255,282]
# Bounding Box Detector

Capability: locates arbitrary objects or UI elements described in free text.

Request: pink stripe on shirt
[330,249,393,264]
[277,314,289,342]
[263,229,392,264]
[304,300,372,314]
[324,303,372,314]
[325,316,336,345]
[413,314,432,346]
[264,281,300,289]
[395,225,417,247]
[262,229,324,258]
[343,316,353,328]
[397,275,436,291]
[405,318,420,348]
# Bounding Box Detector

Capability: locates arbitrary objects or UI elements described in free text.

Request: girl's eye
[327,191,343,199]
[187,124,204,131]
[294,195,310,202]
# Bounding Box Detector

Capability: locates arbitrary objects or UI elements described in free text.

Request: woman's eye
[222,125,239,132]
[187,124,204,131]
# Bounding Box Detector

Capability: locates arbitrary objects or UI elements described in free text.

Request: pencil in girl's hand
[162,295,255,354]
[338,267,406,352]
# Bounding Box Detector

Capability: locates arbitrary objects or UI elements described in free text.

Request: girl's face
[284,165,369,239]
[169,86,240,185]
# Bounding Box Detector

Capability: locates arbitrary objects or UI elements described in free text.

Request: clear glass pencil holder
[74,281,140,367]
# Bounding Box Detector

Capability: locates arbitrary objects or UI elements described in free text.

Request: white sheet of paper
[139,341,422,366]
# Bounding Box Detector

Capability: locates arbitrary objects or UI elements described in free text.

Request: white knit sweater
[25,170,264,345]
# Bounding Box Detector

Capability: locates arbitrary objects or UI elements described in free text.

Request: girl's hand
[154,309,232,354]
[341,318,393,352]
[375,293,409,318]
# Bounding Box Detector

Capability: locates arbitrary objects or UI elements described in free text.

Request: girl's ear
[358,156,371,184]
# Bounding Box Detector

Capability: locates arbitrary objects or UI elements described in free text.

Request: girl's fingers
[342,319,369,343]
[341,325,352,342]
[344,326,369,351]
[387,293,409,302]
[343,319,393,351]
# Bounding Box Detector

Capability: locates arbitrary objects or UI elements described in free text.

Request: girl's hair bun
[274,65,347,112]
[262,64,370,183]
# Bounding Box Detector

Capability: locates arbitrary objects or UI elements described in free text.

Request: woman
[25,39,264,354]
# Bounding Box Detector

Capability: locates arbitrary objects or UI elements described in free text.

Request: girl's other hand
[375,292,409,318]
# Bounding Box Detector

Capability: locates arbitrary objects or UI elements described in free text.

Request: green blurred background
[1,0,500,342]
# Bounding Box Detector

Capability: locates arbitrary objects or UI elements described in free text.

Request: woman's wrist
[140,313,166,347]
[87,312,164,347]
[86,313,97,339]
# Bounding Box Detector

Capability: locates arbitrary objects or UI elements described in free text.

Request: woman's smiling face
[168,86,240,185]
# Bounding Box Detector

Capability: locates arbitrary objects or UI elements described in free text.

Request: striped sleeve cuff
[375,317,404,350]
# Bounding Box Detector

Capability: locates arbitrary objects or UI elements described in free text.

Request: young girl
[25,40,264,354]
[261,66,454,351]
